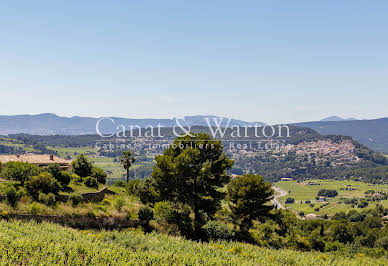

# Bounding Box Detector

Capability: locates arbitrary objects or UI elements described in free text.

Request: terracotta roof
[0,154,71,165]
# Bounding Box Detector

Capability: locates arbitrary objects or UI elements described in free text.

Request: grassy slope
[49,146,98,158]
[0,137,38,152]
[0,220,386,265]
[275,180,388,215]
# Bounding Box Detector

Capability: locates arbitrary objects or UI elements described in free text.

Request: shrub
[113,196,126,211]
[308,232,325,251]
[47,163,61,175]
[285,198,295,204]
[138,179,159,204]
[1,162,41,184]
[126,179,142,195]
[298,211,305,217]
[91,167,107,184]
[71,154,93,177]
[29,202,41,214]
[375,236,388,250]
[287,234,311,251]
[25,172,61,199]
[115,180,126,187]
[317,189,338,198]
[358,201,369,208]
[5,186,19,208]
[154,201,174,222]
[57,171,71,187]
[305,200,311,204]
[69,193,83,207]
[17,187,28,200]
[331,222,354,243]
[348,212,364,222]
[325,241,343,252]
[38,192,56,206]
[71,173,82,184]
[202,221,235,241]
[138,206,154,223]
[84,176,98,188]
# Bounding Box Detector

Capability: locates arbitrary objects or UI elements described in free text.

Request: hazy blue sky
[1,1,387,124]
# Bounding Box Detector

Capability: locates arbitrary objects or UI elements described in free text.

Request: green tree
[91,167,107,184]
[47,163,71,187]
[331,222,355,244]
[1,162,41,185]
[84,176,99,188]
[119,150,136,182]
[227,173,274,232]
[71,154,93,177]
[69,193,83,207]
[152,133,233,234]
[5,186,19,208]
[25,172,61,199]
[47,163,61,180]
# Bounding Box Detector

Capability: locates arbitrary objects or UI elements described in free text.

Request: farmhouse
[317,196,326,202]
[305,213,317,220]
[0,154,71,170]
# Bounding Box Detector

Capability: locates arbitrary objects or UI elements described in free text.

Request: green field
[48,146,127,180]
[0,137,39,152]
[275,180,388,215]
[49,146,98,158]
[0,220,386,265]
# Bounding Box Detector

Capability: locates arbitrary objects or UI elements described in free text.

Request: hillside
[297,118,388,153]
[0,113,264,135]
[231,133,388,183]
[2,113,388,154]
[0,220,385,265]
[4,125,388,183]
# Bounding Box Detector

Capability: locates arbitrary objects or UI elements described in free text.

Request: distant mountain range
[1,113,388,153]
[320,116,357,122]
[0,113,265,136]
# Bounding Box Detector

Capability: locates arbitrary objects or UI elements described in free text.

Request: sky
[0,1,387,124]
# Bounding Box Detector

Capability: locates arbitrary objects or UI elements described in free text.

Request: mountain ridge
[0,113,265,136]
[320,116,357,122]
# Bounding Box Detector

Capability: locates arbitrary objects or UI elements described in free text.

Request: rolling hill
[297,118,388,153]
[0,113,264,135]
[5,125,388,183]
[1,113,388,154]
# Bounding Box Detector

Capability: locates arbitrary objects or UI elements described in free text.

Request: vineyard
[275,179,388,214]
[0,220,387,265]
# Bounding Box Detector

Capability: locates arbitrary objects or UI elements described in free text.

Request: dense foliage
[152,133,233,234]
[25,172,61,198]
[71,154,93,178]
[1,162,41,184]
[318,189,338,198]
[227,174,274,232]
[47,163,71,187]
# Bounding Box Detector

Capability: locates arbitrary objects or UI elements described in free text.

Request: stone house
[0,154,71,170]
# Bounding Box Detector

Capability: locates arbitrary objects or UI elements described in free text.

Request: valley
[275,180,388,216]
